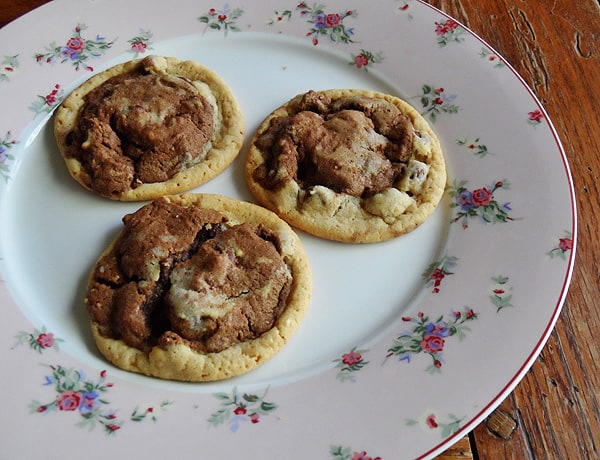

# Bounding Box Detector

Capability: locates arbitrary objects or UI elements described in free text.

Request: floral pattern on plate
[0,130,18,182]
[417,85,460,123]
[12,326,174,435]
[349,49,384,71]
[406,412,464,438]
[456,137,493,158]
[1,55,19,82]
[449,179,515,229]
[489,276,514,312]
[130,401,174,423]
[387,307,478,373]
[199,5,244,36]
[330,445,381,460]
[422,254,459,294]
[396,0,416,20]
[14,326,64,353]
[296,3,357,46]
[34,24,115,71]
[333,347,370,382]
[434,18,466,47]
[30,365,174,433]
[29,83,64,116]
[209,387,277,431]
[547,231,574,260]
[527,109,545,126]
[480,47,506,68]
[30,366,124,434]
[0,0,576,458]
[127,30,154,57]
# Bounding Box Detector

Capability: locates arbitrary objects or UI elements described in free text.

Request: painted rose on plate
[435,18,466,46]
[209,387,277,432]
[30,366,123,434]
[199,5,244,36]
[349,49,384,71]
[449,179,515,229]
[296,3,357,46]
[547,231,573,259]
[334,347,369,382]
[34,23,115,71]
[406,412,464,438]
[127,29,153,57]
[418,85,459,123]
[14,326,64,353]
[422,254,458,294]
[29,84,64,116]
[527,109,545,126]
[387,307,478,373]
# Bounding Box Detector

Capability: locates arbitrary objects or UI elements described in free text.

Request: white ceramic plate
[0,1,576,458]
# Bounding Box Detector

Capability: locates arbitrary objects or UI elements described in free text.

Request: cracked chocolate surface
[62,57,215,196]
[85,197,293,354]
[252,90,414,198]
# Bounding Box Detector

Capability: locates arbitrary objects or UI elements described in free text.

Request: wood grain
[0,0,50,27]
[2,1,599,459]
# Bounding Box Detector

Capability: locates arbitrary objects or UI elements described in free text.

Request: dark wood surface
[2,1,599,458]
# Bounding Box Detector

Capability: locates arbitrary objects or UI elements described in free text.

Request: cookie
[245,89,447,243]
[54,55,244,201]
[85,193,312,382]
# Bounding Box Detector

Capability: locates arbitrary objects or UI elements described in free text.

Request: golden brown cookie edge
[87,193,312,382]
[54,56,245,201]
[244,88,447,243]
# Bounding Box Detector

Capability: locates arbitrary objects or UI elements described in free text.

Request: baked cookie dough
[84,194,311,382]
[54,55,244,201]
[245,89,447,243]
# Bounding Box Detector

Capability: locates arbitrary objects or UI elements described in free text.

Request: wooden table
[2,1,598,458]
